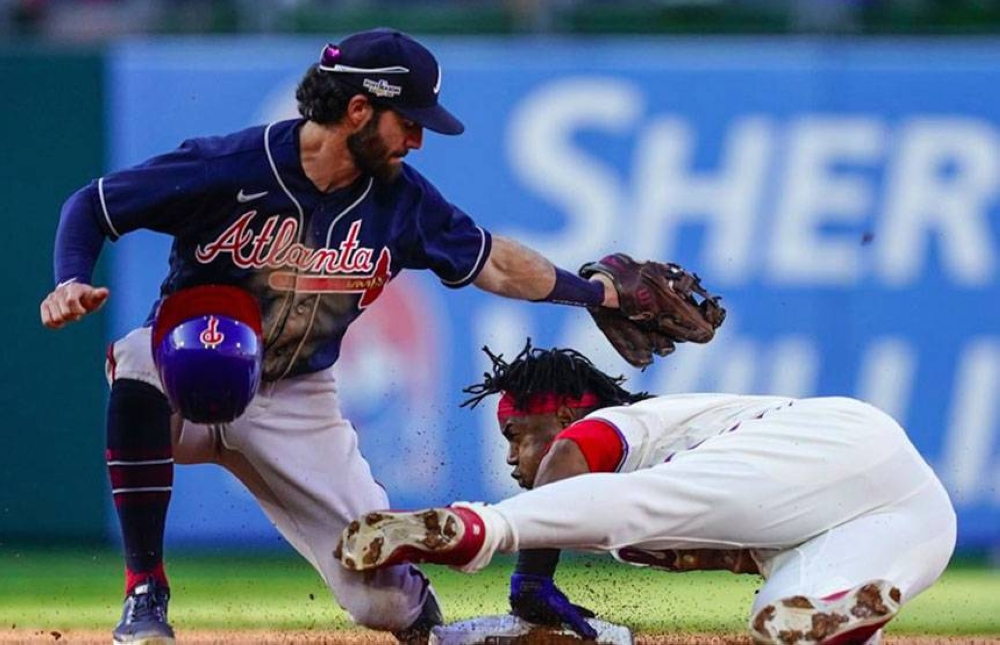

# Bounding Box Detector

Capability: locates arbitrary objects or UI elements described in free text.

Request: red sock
[126,562,169,595]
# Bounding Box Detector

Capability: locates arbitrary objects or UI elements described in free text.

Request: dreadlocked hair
[461,339,650,411]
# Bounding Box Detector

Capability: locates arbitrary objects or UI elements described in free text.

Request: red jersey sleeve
[554,418,625,473]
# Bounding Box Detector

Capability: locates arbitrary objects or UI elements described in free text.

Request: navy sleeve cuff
[441,227,492,289]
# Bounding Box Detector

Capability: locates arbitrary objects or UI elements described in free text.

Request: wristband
[539,268,604,307]
[514,548,561,577]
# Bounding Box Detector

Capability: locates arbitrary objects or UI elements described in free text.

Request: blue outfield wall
[104,38,1000,551]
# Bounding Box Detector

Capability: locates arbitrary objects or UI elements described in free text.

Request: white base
[429,614,634,645]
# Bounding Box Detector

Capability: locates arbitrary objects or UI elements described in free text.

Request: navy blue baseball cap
[319,28,464,135]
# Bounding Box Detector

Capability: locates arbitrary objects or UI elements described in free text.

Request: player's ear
[346,94,373,129]
[555,405,578,429]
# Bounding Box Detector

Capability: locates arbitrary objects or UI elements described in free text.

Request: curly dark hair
[462,339,650,412]
[296,64,358,124]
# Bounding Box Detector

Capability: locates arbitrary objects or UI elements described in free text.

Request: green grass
[1,549,997,635]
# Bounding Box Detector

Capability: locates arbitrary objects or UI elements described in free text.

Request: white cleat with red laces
[336,506,487,572]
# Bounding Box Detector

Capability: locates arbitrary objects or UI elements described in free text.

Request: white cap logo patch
[433,65,442,95]
[363,78,403,98]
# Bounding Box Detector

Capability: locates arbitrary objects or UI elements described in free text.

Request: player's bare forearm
[39,282,110,329]
[533,439,591,487]
[474,235,617,306]
[474,236,554,300]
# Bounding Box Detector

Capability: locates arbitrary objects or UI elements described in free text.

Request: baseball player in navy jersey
[38,29,628,645]
[337,342,957,645]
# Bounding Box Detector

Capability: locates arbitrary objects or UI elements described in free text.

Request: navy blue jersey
[69,119,491,380]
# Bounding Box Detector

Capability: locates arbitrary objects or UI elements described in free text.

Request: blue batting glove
[509,573,598,640]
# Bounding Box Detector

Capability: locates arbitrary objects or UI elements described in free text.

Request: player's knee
[172,416,218,465]
[337,568,428,631]
[342,595,410,631]
[108,379,172,434]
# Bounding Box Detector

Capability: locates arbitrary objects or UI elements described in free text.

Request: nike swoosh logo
[237,189,269,203]
[433,65,441,95]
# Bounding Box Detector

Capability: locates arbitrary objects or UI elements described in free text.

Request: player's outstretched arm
[473,235,618,308]
[40,281,110,329]
[506,432,599,638]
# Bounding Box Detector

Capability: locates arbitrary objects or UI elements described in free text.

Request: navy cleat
[112,578,175,645]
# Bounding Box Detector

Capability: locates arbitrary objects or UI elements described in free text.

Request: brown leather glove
[580,254,726,368]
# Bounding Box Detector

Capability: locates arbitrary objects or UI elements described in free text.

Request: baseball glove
[579,254,726,368]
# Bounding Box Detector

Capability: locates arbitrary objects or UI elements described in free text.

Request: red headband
[497,391,601,421]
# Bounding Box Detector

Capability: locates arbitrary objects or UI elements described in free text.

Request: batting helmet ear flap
[152,285,263,424]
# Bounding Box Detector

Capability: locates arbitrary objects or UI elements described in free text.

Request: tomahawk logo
[200,316,225,349]
[267,247,392,308]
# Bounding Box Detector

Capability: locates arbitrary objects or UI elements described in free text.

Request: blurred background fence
[6,0,1000,38]
[1,1,998,561]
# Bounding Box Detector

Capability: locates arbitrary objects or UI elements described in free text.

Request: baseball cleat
[749,579,901,645]
[337,506,486,571]
[112,578,175,645]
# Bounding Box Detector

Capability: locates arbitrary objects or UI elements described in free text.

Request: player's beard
[347,113,402,185]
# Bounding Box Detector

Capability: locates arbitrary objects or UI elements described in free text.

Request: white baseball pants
[470,397,956,617]
[108,326,429,631]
